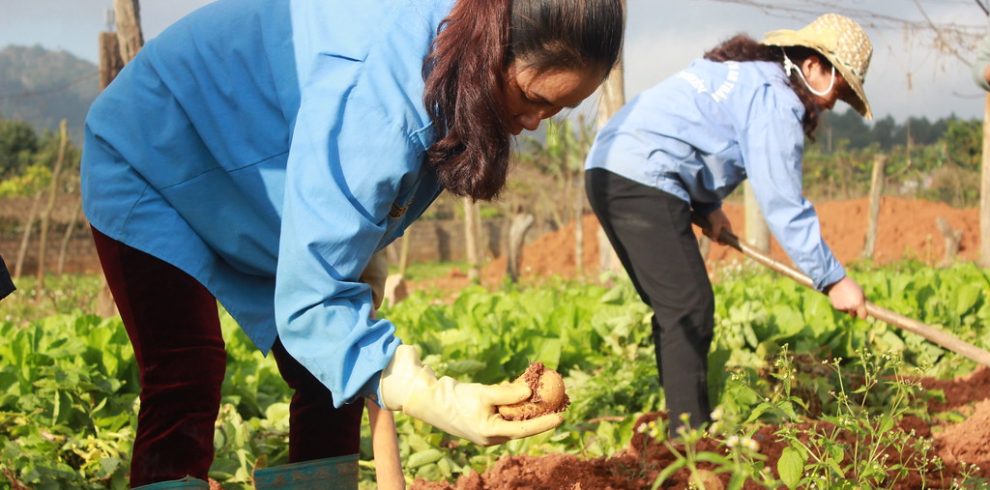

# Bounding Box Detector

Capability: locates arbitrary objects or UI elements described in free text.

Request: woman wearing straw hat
[584,13,872,433]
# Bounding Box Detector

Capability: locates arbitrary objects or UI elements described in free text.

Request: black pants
[586,168,713,431]
[0,254,13,301]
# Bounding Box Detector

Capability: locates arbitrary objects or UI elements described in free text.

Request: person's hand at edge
[825,275,867,319]
[703,208,734,245]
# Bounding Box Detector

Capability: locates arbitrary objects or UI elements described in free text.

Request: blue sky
[1,0,987,121]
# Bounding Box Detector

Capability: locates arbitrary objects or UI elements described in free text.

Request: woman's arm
[739,97,845,291]
[275,48,421,407]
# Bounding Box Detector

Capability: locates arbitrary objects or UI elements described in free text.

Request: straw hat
[762,13,873,119]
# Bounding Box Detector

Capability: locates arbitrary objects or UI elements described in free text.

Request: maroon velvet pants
[91,227,363,486]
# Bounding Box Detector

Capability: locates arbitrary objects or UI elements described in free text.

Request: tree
[941,119,982,171]
[871,115,897,150]
[0,120,39,179]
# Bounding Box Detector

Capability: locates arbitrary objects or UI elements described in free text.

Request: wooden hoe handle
[694,218,990,367]
[367,399,406,490]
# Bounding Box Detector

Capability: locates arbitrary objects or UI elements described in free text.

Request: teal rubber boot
[253,454,359,490]
[132,476,210,489]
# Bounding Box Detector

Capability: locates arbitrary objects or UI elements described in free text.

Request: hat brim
[762,30,872,120]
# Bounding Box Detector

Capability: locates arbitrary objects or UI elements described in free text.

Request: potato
[497,362,569,421]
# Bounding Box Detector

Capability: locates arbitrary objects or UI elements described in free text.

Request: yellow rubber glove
[380,345,564,446]
[360,251,389,310]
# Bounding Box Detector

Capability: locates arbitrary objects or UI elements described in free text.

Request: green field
[1,262,988,488]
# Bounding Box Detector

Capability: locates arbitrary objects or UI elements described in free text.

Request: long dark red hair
[423,0,624,200]
[704,34,830,139]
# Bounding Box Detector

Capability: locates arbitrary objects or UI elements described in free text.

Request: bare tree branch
[976,0,989,17]
[701,0,984,68]
[913,0,972,65]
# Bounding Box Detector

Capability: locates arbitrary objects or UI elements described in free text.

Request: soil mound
[411,365,990,490]
[936,399,990,474]
[414,453,644,490]
[920,366,990,411]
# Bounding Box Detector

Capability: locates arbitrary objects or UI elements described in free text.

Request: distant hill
[0,45,99,142]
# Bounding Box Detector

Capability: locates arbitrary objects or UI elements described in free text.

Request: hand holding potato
[497,362,569,421]
[379,346,564,446]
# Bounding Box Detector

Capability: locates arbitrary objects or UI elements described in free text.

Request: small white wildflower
[742,437,760,451]
[710,407,723,421]
[726,435,740,448]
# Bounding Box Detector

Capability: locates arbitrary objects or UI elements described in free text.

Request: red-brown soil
[412,367,990,490]
[484,196,979,283]
[409,197,979,295]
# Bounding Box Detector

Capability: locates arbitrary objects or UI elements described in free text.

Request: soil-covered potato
[497,362,569,421]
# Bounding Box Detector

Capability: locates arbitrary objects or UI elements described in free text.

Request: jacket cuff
[815,265,847,293]
[691,200,723,218]
[361,371,384,408]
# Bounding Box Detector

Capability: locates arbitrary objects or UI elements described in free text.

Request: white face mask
[782,50,835,97]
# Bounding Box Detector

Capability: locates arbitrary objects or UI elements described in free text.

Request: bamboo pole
[57,200,83,275]
[35,119,69,294]
[13,193,42,280]
[695,217,990,367]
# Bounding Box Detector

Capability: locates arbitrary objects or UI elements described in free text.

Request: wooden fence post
[744,181,770,253]
[113,0,144,64]
[594,9,625,275]
[862,154,887,260]
[99,32,123,89]
[463,197,480,283]
[935,217,963,267]
[93,0,144,316]
[508,210,535,283]
[981,93,990,268]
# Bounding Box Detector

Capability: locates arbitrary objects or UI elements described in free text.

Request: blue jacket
[586,59,845,291]
[81,0,454,406]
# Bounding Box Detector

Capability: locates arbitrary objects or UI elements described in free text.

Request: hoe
[694,218,990,368]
